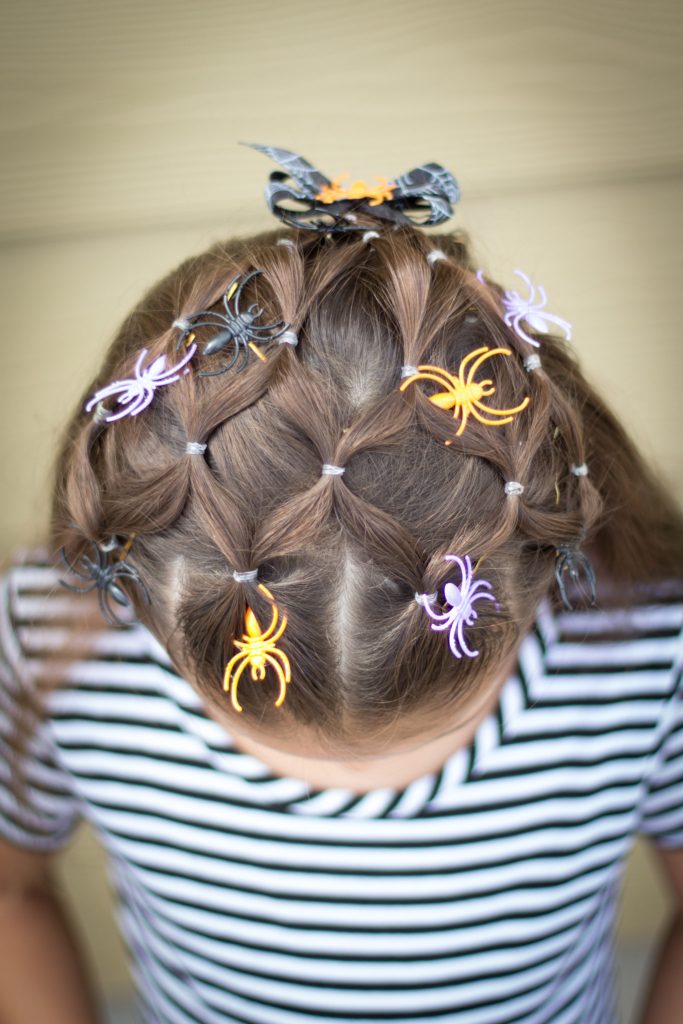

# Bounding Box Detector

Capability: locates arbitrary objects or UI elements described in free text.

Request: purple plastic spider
[476,268,572,348]
[59,538,151,627]
[174,270,290,376]
[421,555,498,659]
[84,343,197,423]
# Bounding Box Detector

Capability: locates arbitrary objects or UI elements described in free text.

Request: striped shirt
[1,551,682,1024]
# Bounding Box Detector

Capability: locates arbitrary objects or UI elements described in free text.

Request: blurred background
[1,1,682,1021]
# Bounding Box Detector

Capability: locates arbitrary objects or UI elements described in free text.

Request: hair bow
[240,142,460,234]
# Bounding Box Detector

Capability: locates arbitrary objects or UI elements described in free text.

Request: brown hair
[6,222,683,806]
[48,221,683,746]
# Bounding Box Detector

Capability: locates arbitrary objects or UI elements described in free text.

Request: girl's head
[50,163,683,755]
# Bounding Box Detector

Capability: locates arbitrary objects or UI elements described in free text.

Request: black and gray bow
[241,142,461,235]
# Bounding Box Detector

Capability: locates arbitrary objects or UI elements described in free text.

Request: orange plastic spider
[223,584,291,713]
[399,346,529,439]
[315,174,396,206]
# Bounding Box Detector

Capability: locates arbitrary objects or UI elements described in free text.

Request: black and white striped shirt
[1,552,682,1024]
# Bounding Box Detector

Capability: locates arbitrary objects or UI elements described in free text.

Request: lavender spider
[555,544,597,611]
[59,538,151,627]
[84,343,197,423]
[420,554,498,659]
[477,268,572,348]
[174,271,290,376]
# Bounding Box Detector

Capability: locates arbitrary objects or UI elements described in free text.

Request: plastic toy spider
[59,537,151,627]
[315,174,397,206]
[175,271,290,376]
[84,343,197,422]
[420,555,498,659]
[399,347,530,437]
[223,584,291,713]
[477,268,572,348]
[555,544,597,611]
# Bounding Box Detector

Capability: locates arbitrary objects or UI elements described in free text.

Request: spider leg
[476,395,530,417]
[472,396,530,418]
[255,604,282,644]
[106,563,151,611]
[458,347,491,379]
[221,280,240,314]
[232,271,262,321]
[540,311,572,341]
[513,269,534,300]
[59,547,96,582]
[445,554,470,581]
[224,656,251,713]
[263,652,291,707]
[107,390,154,422]
[509,315,536,347]
[85,380,137,412]
[98,583,129,627]
[247,317,289,337]
[399,368,457,394]
[59,578,98,595]
[454,406,471,436]
[265,649,291,683]
[454,618,477,658]
[464,347,511,384]
[190,313,233,333]
[150,345,196,382]
[448,621,466,659]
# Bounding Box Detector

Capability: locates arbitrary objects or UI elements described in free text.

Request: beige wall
[2,0,682,1004]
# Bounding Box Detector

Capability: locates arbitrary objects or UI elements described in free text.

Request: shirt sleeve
[0,563,82,852]
[638,663,683,849]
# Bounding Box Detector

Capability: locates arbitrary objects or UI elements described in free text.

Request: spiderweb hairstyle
[51,222,683,744]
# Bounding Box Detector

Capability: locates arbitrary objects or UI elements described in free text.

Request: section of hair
[49,225,683,742]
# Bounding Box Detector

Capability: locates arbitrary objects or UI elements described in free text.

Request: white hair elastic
[415,591,438,608]
[571,463,589,477]
[427,249,448,266]
[524,354,542,372]
[362,230,380,243]
[278,330,299,346]
[172,318,192,334]
[400,365,419,379]
[504,481,524,497]
[185,441,207,455]
[233,569,258,584]
[92,401,109,424]
[321,464,345,476]
[276,238,297,250]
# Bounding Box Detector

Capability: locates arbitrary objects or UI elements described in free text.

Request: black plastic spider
[554,544,597,611]
[59,537,151,627]
[175,270,290,376]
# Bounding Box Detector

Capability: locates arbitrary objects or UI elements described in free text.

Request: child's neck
[209,652,518,796]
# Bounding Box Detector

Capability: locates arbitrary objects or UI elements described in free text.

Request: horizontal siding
[0,0,682,240]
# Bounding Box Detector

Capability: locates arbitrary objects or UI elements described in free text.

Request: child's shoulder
[0,547,199,712]
[531,585,683,704]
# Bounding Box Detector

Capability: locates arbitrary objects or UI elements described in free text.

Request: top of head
[51,217,680,745]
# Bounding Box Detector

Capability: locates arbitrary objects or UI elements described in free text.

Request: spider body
[223,584,291,712]
[400,347,529,438]
[59,539,150,627]
[176,271,290,376]
[421,555,498,659]
[85,344,197,422]
[478,269,572,348]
